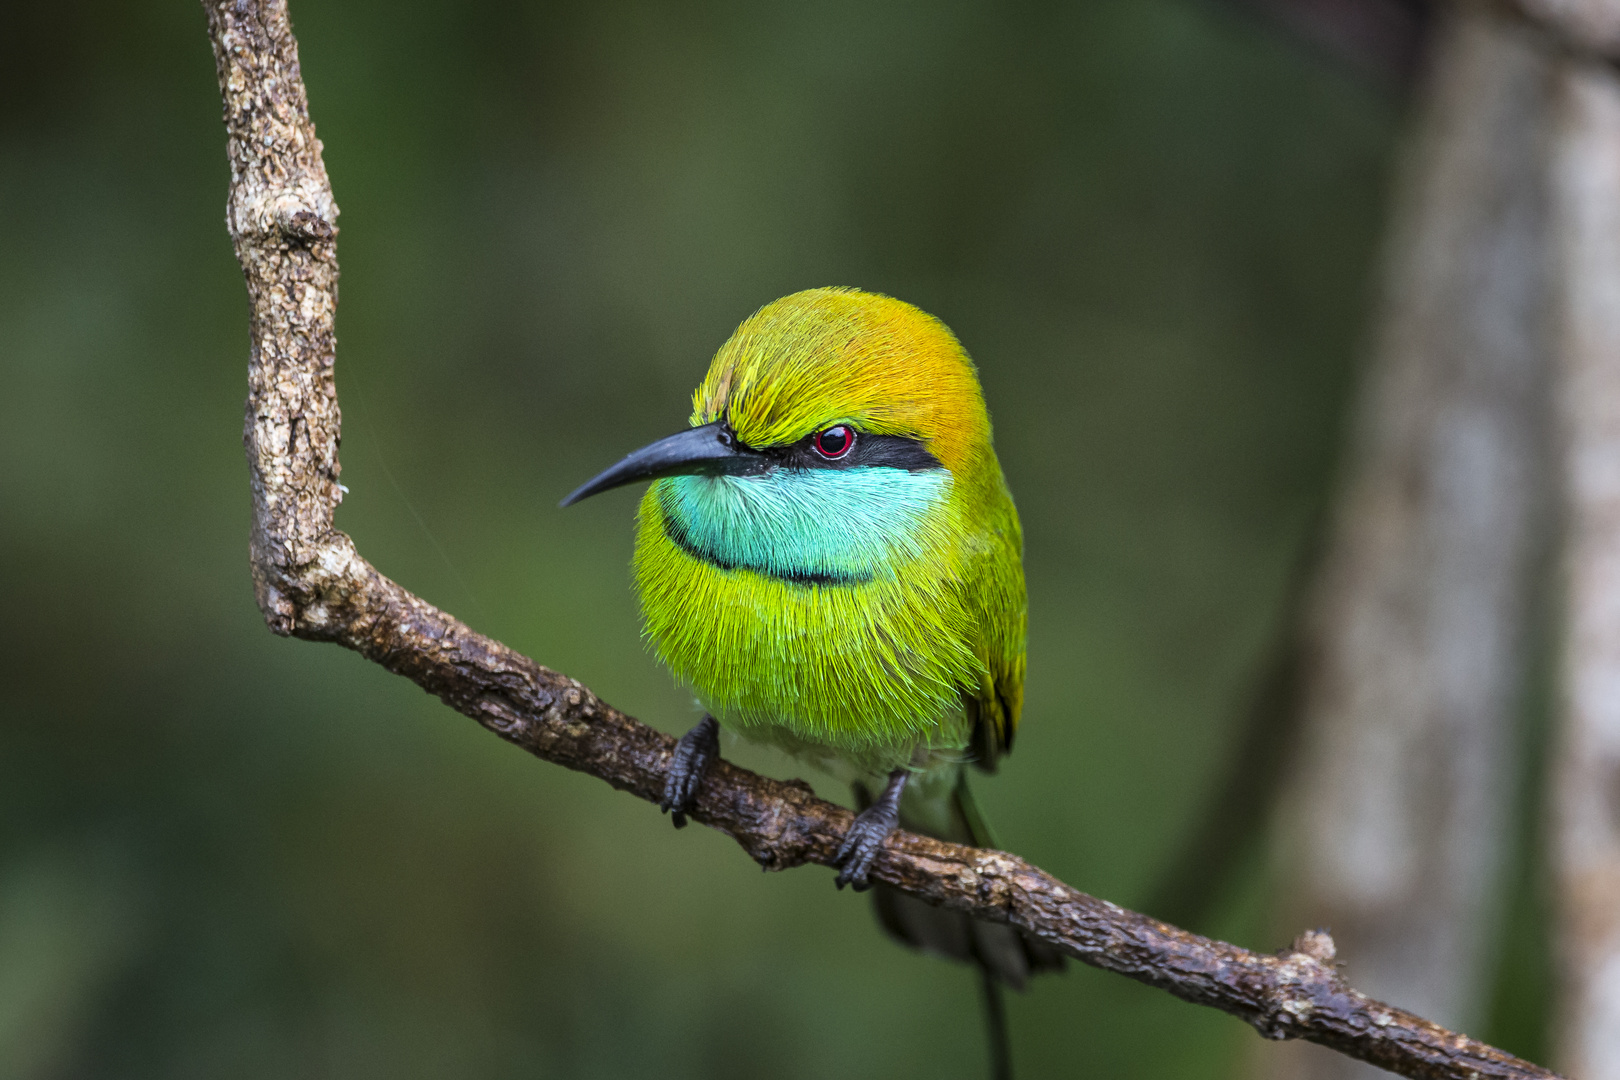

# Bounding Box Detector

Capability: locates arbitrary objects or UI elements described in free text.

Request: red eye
[813,424,854,460]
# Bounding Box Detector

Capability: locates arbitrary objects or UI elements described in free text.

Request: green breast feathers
[635,464,993,767]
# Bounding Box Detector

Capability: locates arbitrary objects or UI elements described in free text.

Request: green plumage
[633,288,1026,779]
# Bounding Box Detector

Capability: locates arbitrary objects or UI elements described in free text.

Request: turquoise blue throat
[655,467,952,586]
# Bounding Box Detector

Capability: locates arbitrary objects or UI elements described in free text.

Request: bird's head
[561,287,992,508]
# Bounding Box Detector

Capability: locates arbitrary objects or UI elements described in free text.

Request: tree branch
[1548,36,1620,1076]
[201,2,1561,1077]
[1262,7,1554,1072]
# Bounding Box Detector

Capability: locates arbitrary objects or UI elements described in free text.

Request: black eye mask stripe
[769,430,942,472]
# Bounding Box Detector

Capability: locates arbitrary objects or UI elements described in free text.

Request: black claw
[660,716,719,828]
[834,767,908,890]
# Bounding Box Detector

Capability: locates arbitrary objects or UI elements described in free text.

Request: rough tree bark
[200,1,1564,1076]
[1262,6,1554,1078]
[1550,12,1620,1075]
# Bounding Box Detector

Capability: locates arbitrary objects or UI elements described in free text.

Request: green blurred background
[0,0,1512,1076]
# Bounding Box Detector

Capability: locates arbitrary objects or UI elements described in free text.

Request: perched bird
[562,287,1062,1074]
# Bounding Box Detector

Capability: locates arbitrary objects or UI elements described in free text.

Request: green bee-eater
[564,287,1062,1060]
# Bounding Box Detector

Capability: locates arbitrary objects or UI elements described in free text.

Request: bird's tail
[854,771,1065,1079]
[977,966,1012,1080]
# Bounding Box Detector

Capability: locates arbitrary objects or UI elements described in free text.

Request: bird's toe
[660,715,720,828]
[834,809,896,891]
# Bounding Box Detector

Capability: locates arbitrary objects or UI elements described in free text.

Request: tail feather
[856,771,1063,1079]
[978,968,1012,1080]
[855,772,1067,989]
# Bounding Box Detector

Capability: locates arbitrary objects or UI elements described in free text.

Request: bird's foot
[835,767,909,891]
[660,715,719,829]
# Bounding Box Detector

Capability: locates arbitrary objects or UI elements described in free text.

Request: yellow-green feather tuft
[692,288,991,475]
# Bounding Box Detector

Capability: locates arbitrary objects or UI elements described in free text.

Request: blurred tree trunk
[1261,5,1554,1077]
[1550,22,1620,1077]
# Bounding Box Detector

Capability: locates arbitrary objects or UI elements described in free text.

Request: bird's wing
[963,481,1026,772]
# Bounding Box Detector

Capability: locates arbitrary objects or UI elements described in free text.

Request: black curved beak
[560,421,773,507]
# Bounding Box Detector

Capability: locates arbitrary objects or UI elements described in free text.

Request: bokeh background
[0,1,1544,1077]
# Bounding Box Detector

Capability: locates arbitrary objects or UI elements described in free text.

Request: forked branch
[201,3,1560,1077]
